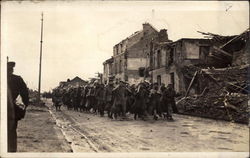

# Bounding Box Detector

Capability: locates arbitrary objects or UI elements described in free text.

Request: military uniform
[132,84,148,120]
[7,62,29,152]
[104,84,113,118]
[111,82,128,119]
[161,84,178,120]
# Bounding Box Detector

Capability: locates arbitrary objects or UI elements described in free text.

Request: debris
[177,65,249,124]
[185,71,198,97]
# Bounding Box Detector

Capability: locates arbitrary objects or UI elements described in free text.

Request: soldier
[85,85,93,112]
[92,82,99,114]
[95,83,105,116]
[126,84,135,114]
[104,82,114,118]
[149,83,161,120]
[52,89,62,111]
[132,82,148,120]
[111,81,128,119]
[161,84,178,120]
[62,89,72,110]
[79,86,87,112]
[75,87,82,111]
[7,61,29,152]
[165,84,179,114]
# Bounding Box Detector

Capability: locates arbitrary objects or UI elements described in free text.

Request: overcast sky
[1,1,249,92]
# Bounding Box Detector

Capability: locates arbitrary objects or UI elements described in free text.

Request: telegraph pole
[38,12,44,101]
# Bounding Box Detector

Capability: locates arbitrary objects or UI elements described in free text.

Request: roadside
[17,104,72,152]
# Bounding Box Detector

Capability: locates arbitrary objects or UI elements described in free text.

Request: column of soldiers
[52,80,179,121]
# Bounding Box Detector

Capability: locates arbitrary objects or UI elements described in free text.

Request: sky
[1,1,249,92]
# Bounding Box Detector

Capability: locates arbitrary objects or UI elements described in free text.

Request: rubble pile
[177,65,249,124]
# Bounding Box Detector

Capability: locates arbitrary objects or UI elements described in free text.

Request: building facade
[149,38,214,94]
[103,57,114,84]
[107,23,170,84]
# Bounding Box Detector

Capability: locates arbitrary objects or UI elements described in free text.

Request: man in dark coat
[104,82,114,118]
[111,81,128,119]
[7,61,29,152]
[161,84,178,120]
[62,89,72,110]
[52,89,62,111]
[132,82,148,120]
[79,86,87,112]
[149,83,161,120]
[95,84,106,116]
[166,84,179,114]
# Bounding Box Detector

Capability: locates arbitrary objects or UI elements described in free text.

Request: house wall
[183,41,200,59]
[112,23,160,84]
[149,39,213,94]
[127,58,147,70]
[151,66,182,93]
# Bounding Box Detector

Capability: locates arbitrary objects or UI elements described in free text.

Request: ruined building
[149,38,215,93]
[149,28,250,94]
[103,23,171,84]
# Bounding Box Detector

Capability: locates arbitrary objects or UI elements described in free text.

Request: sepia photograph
[1,0,249,158]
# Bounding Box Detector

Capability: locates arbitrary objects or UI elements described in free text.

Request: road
[44,99,249,153]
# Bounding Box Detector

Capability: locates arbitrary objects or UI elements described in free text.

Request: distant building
[58,76,87,89]
[103,57,114,84]
[108,23,171,84]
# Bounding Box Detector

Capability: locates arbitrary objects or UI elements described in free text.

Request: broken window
[199,45,210,60]
[185,42,200,59]
[169,48,174,66]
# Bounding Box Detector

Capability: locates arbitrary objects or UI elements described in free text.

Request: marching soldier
[111,81,128,119]
[95,83,105,116]
[104,82,114,118]
[7,61,29,152]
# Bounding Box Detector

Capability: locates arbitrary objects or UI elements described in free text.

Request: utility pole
[38,12,44,102]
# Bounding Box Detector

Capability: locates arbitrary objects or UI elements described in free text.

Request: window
[170,72,175,89]
[169,48,174,66]
[150,51,154,69]
[199,46,210,60]
[157,50,161,68]
[119,60,122,73]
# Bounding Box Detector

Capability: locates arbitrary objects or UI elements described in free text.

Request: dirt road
[17,105,72,152]
[44,99,249,153]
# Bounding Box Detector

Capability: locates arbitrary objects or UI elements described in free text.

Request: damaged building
[176,28,250,124]
[149,38,216,94]
[104,23,171,84]
[149,28,250,95]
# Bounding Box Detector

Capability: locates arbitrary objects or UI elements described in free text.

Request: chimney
[143,23,151,35]
[158,29,169,42]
